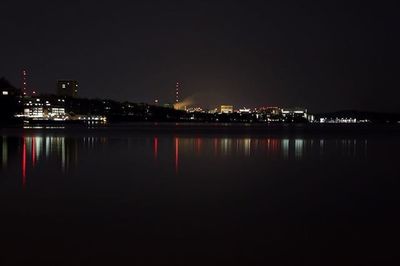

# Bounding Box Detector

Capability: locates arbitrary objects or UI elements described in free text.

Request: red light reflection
[175,137,179,174]
[154,137,158,160]
[22,138,26,188]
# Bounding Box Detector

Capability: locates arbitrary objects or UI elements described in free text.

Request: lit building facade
[220,105,234,114]
[22,96,66,120]
[238,107,251,114]
[256,107,282,122]
[281,107,308,122]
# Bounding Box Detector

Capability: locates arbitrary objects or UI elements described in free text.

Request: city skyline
[0,0,398,113]
[1,2,399,265]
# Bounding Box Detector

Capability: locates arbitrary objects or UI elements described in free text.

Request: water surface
[0,125,399,265]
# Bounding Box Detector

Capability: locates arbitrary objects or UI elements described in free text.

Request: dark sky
[1,0,398,112]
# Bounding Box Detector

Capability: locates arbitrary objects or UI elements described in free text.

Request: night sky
[1,0,398,112]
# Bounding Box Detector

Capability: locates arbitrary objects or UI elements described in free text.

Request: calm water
[0,125,399,265]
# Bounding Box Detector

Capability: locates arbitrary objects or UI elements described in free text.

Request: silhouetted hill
[0,77,16,89]
[0,77,20,125]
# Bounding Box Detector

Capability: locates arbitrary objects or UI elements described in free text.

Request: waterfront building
[21,96,66,120]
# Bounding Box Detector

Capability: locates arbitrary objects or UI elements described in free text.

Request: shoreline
[1,123,400,138]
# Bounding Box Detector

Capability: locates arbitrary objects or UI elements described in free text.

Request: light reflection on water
[1,130,399,266]
[2,136,7,168]
[0,135,369,190]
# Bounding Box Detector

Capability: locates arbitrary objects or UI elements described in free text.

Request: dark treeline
[64,98,278,123]
[0,77,20,124]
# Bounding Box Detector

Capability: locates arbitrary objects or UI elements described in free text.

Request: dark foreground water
[0,124,399,265]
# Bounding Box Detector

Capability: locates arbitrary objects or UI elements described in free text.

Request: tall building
[57,80,78,97]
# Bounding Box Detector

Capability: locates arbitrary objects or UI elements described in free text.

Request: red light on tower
[21,69,28,96]
[154,137,158,160]
[175,81,180,103]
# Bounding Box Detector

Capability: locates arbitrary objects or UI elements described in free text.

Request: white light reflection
[244,139,251,157]
[2,136,7,167]
[295,139,304,160]
[282,139,289,159]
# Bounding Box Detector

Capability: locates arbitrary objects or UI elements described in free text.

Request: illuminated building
[21,96,66,120]
[255,107,282,122]
[75,115,107,123]
[24,98,44,118]
[186,107,204,113]
[264,107,281,116]
[238,107,251,113]
[220,105,234,114]
[318,117,369,124]
[208,108,218,114]
[281,107,308,122]
[57,80,78,97]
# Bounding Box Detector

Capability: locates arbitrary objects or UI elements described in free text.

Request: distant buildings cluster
[184,105,313,123]
[2,75,400,125]
[0,78,103,124]
[319,117,370,124]
[1,75,315,124]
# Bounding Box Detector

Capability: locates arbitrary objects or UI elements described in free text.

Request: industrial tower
[21,69,28,96]
[175,81,180,103]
